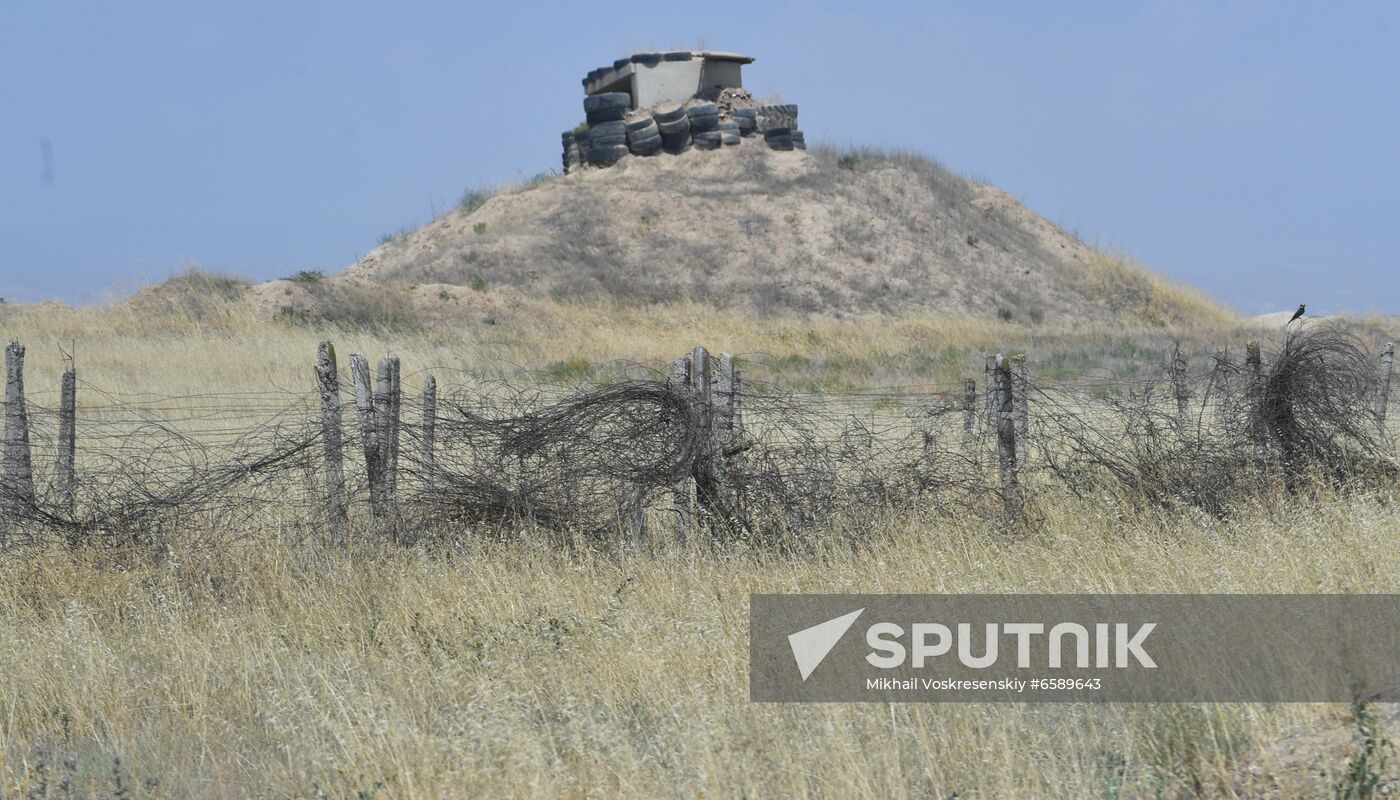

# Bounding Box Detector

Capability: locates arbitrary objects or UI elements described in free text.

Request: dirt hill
[248,142,1231,328]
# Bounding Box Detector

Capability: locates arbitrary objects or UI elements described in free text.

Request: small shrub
[997,308,1014,322]
[1334,701,1393,799]
[861,252,875,264]
[286,270,325,285]
[468,275,487,292]
[275,306,311,327]
[837,154,859,170]
[377,231,398,246]
[437,290,454,301]
[1029,308,1045,324]
[473,222,487,235]
[461,188,492,214]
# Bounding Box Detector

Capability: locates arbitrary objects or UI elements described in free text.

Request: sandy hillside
[243,142,1229,327]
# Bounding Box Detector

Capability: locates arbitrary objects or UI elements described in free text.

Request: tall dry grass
[2,494,1397,798]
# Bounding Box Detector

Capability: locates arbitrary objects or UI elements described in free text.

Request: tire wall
[562,101,802,173]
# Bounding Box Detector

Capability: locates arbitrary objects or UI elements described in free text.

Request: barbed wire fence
[0,330,1395,553]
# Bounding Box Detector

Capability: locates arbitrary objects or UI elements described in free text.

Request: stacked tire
[562,131,583,173]
[688,102,721,150]
[586,120,628,165]
[655,104,691,153]
[764,127,794,151]
[584,92,629,124]
[626,115,662,156]
[730,107,757,136]
[791,131,806,150]
[717,118,741,147]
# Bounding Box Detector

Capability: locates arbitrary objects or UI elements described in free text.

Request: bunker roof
[582,50,755,92]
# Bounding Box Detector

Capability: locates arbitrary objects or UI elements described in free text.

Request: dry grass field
[2,278,1398,798]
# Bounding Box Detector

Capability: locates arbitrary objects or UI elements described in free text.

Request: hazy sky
[3,1,1397,314]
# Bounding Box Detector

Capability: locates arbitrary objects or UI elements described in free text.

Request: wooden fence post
[691,347,722,528]
[667,355,693,546]
[1011,354,1030,459]
[421,374,436,485]
[374,357,401,513]
[3,342,35,516]
[55,367,76,516]
[962,377,978,464]
[1245,340,1265,451]
[350,353,386,520]
[991,353,1020,518]
[983,355,997,432]
[1376,343,1394,424]
[387,357,401,504]
[1170,344,1189,426]
[314,342,348,543]
[1213,352,1234,441]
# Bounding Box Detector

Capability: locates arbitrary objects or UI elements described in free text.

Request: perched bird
[1288,304,1306,324]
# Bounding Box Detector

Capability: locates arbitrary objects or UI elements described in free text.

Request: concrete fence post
[55,367,77,517]
[667,355,693,546]
[314,342,349,544]
[1376,343,1394,425]
[991,354,1020,518]
[3,342,35,520]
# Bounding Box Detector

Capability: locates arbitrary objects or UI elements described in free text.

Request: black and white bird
[1288,303,1306,324]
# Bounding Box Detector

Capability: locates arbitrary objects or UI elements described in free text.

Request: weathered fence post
[1170,344,1189,425]
[55,367,77,516]
[691,347,724,528]
[421,374,436,485]
[382,358,402,504]
[962,377,978,464]
[991,353,1020,518]
[350,353,386,521]
[668,355,693,546]
[3,342,35,520]
[1376,343,1394,424]
[1213,352,1234,441]
[1011,354,1029,459]
[314,342,348,543]
[984,355,997,432]
[1245,340,1265,451]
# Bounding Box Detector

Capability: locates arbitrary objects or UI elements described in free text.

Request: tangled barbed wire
[0,327,1394,552]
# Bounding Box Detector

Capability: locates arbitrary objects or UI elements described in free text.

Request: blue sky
[3,1,1397,314]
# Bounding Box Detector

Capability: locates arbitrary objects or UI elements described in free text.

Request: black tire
[612,58,631,70]
[662,50,692,61]
[625,115,656,133]
[630,52,662,65]
[721,132,741,146]
[628,122,660,144]
[687,102,719,117]
[629,133,663,155]
[766,136,793,151]
[693,131,722,149]
[717,119,739,132]
[588,120,627,148]
[587,143,629,164]
[735,117,756,135]
[688,114,718,132]
[791,131,806,150]
[656,116,691,136]
[584,93,630,114]
[587,108,626,124]
[763,126,791,139]
[654,104,687,123]
[663,137,691,154]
